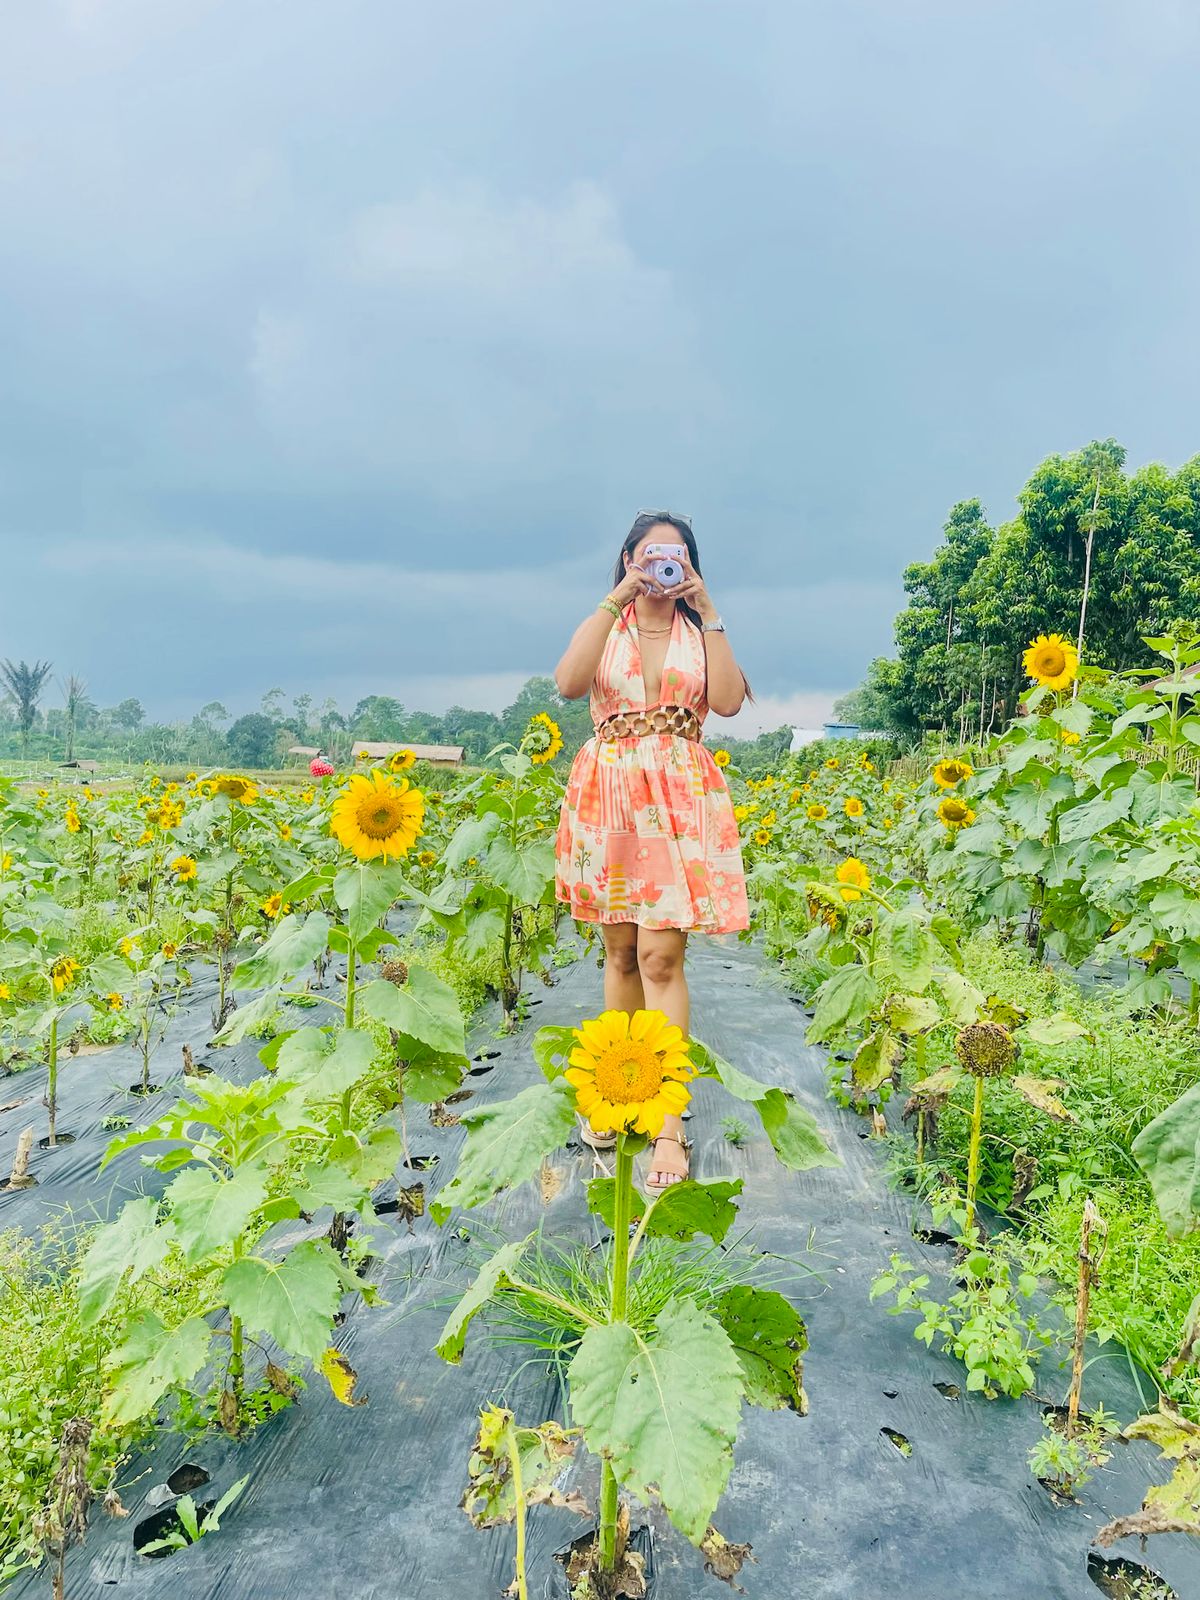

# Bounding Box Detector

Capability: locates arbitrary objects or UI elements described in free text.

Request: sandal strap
[652,1131,692,1155]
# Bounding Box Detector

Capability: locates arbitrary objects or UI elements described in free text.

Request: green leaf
[693,1041,839,1172]
[485,835,556,903]
[1010,1074,1076,1124]
[445,813,503,872]
[436,1236,532,1363]
[430,1081,578,1223]
[358,966,465,1055]
[934,969,986,1026]
[1132,1084,1200,1237]
[79,1196,172,1327]
[222,1239,351,1362]
[272,1026,377,1098]
[884,907,936,992]
[231,911,330,988]
[532,1023,579,1082]
[569,1297,744,1544]
[1019,1013,1091,1048]
[213,985,282,1045]
[882,993,941,1035]
[105,1311,212,1426]
[1057,791,1131,844]
[586,1177,743,1244]
[327,1124,403,1188]
[333,861,409,946]
[403,1047,467,1104]
[165,1164,269,1265]
[712,1285,807,1412]
[808,964,879,1042]
[851,1028,903,1094]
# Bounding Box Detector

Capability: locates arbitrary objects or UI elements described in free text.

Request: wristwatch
[700,616,726,634]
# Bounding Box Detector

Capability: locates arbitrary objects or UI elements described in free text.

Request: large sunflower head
[171,854,198,882]
[937,795,976,830]
[712,749,731,768]
[330,769,424,861]
[932,757,974,789]
[211,774,259,806]
[565,1009,694,1137]
[844,795,864,818]
[1023,633,1078,691]
[955,1021,1018,1079]
[525,712,563,766]
[807,802,828,821]
[835,856,871,902]
[388,749,416,773]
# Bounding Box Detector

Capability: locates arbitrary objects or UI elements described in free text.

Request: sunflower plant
[434,1008,837,1592]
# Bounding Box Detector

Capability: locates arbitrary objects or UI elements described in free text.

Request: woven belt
[595,705,702,743]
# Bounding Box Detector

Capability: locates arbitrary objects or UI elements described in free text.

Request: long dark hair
[612,512,753,700]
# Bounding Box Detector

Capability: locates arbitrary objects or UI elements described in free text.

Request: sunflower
[357,749,373,760]
[211,774,259,806]
[186,771,198,782]
[760,774,776,789]
[1059,728,1080,746]
[807,803,828,821]
[417,849,437,867]
[136,828,154,846]
[161,942,179,960]
[824,757,840,770]
[279,822,292,840]
[712,749,731,768]
[955,1021,1017,1079]
[565,1009,694,1137]
[171,855,198,882]
[330,769,424,861]
[50,956,80,994]
[733,804,754,822]
[1,853,12,872]
[844,796,864,818]
[754,827,772,846]
[388,749,416,773]
[301,788,316,804]
[835,857,871,902]
[107,993,124,1012]
[932,758,974,789]
[860,756,876,773]
[119,936,141,960]
[525,712,563,766]
[937,795,976,830]
[789,788,802,803]
[0,983,10,1001]
[1023,633,1078,691]
[261,893,284,919]
[806,883,846,932]
[64,807,81,834]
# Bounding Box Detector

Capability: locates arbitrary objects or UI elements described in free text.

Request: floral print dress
[554,602,750,933]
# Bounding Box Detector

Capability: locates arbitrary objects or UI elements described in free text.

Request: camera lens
[659,561,683,586]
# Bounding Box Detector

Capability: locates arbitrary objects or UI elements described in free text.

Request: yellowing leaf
[320,1346,366,1406]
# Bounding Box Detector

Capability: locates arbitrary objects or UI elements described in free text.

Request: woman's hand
[610,562,662,608]
[671,553,718,623]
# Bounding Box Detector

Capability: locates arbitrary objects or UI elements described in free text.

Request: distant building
[286,745,321,761]
[821,722,887,742]
[350,740,466,768]
[789,727,826,751]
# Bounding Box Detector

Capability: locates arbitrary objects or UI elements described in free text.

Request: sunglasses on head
[635,508,693,531]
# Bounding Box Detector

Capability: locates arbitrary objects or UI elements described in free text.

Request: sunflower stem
[964,1074,984,1238]
[598,1135,634,1574]
[504,1414,529,1600]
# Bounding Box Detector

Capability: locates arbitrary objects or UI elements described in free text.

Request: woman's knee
[637,934,684,988]
[603,926,640,976]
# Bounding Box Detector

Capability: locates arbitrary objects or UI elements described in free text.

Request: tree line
[837,440,1200,742]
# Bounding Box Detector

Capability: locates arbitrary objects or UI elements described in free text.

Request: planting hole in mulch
[405,1154,439,1172]
[166,1464,210,1495]
[37,1133,77,1149]
[1087,1553,1178,1600]
[880,1427,912,1458]
[133,1500,216,1558]
[128,1083,162,1097]
[934,1381,961,1400]
[473,1050,502,1061]
[913,1226,956,1247]
[444,1088,474,1105]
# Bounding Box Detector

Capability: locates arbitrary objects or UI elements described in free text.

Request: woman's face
[627,522,685,570]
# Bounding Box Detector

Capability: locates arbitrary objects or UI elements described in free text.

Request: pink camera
[642,543,688,588]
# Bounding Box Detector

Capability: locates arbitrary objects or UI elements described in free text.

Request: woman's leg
[637,927,691,1188]
[601,922,644,1014]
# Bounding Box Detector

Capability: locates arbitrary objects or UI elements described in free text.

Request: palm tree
[59,674,92,763]
[1,660,53,759]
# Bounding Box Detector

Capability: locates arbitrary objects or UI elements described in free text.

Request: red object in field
[310,757,335,777]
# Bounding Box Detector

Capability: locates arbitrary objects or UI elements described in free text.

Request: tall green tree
[58,673,93,762]
[0,659,53,758]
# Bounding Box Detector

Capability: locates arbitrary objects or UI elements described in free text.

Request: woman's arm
[672,558,746,717]
[554,565,655,699]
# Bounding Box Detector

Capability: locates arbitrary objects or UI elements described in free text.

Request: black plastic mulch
[2,938,1198,1600]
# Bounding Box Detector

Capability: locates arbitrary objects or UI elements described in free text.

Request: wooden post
[1067,1197,1106,1435]
[5,1125,36,1189]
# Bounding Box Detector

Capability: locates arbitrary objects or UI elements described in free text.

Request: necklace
[635,623,672,636]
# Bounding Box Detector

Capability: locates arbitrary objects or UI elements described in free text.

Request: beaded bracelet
[598,596,622,621]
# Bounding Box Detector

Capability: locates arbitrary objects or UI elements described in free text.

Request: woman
[554,511,751,1193]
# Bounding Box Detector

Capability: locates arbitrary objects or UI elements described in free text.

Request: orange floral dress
[555,602,750,933]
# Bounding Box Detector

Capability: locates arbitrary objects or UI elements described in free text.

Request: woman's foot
[577,1115,616,1152]
[645,1131,690,1194]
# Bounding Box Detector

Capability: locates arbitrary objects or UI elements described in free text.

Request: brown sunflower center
[593,1042,665,1104]
[1036,645,1066,676]
[358,799,406,839]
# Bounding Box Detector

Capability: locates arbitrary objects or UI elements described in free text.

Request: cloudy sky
[2,1,1199,737]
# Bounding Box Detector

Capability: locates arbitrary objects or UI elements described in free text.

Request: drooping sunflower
[50,956,80,994]
[806,883,846,932]
[388,749,416,773]
[330,769,424,861]
[835,857,871,902]
[844,796,864,818]
[211,774,259,806]
[565,1009,694,1137]
[171,855,198,882]
[1023,633,1078,691]
[932,757,974,789]
[712,749,731,768]
[525,712,563,766]
[807,803,828,821]
[937,795,976,830]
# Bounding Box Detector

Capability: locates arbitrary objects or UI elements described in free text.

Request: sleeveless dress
[554,601,750,933]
